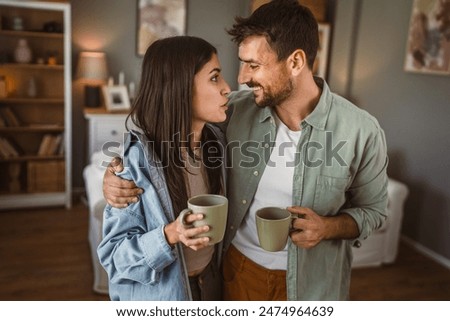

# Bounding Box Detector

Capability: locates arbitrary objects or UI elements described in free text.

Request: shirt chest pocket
[313,175,350,216]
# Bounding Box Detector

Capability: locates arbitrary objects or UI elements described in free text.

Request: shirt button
[253,170,259,176]
[242,199,247,204]
[230,225,234,230]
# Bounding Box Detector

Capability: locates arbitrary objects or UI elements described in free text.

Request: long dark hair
[126,36,223,216]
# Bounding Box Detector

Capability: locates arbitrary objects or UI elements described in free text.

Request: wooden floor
[0,201,449,301]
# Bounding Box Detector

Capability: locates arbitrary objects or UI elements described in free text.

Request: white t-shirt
[233,114,301,270]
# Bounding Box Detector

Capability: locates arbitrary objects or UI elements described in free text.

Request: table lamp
[76,51,108,107]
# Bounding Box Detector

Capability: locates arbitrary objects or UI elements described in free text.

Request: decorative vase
[14,39,32,64]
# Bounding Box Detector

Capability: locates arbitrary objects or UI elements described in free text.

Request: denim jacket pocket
[313,175,350,216]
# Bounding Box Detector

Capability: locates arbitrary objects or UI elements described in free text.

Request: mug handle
[178,208,194,228]
[289,213,304,232]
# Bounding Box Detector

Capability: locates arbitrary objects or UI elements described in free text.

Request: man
[102,0,388,300]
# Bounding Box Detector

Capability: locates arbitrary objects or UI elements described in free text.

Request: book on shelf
[0,138,9,158]
[48,134,62,155]
[0,107,21,127]
[57,133,65,155]
[37,134,52,156]
[0,136,20,158]
[37,134,63,156]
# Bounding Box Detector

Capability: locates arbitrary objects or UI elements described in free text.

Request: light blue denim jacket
[97,125,226,301]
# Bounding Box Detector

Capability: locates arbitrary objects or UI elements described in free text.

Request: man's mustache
[246,81,261,88]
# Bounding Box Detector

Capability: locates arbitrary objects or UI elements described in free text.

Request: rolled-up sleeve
[342,128,389,244]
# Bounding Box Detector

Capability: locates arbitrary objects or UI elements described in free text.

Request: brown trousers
[222,245,287,301]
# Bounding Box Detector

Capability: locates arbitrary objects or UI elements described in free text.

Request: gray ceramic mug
[256,207,297,252]
[178,194,228,245]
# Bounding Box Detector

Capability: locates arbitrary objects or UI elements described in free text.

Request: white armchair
[83,152,110,294]
[352,178,409,268]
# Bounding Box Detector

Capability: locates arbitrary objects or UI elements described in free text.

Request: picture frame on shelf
[136,0,186,56]
[313,23,331,79]
[102,85,130,111]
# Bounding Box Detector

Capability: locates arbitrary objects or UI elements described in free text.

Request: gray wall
[329,0,450,261]
[72,0,450,261]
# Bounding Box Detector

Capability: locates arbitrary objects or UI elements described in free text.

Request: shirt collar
[302,77,332,131]
[259,104,274,123]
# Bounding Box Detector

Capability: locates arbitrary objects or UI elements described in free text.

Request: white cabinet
[0,1,72,210]
[84,108,128,161]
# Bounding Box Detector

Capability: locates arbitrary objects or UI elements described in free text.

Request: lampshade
[76,51,108,83]
[77,51,108,107]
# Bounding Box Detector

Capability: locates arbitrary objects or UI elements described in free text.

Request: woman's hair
[227,0,319,69]
[127,36,223,215]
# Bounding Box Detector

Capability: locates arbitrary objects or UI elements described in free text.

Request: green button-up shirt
[222,79,388,300]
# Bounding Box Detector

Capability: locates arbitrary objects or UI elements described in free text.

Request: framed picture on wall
[313,23,331,79]
[404,0,450,75]
[251,0,327,22]
[251,0,270,12]
[102,85,131,111]
[137,0,186,56]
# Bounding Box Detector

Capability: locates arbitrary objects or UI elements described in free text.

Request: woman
[97,36,230,301]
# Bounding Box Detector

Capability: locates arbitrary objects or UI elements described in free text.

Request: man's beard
[249,79,294,108]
